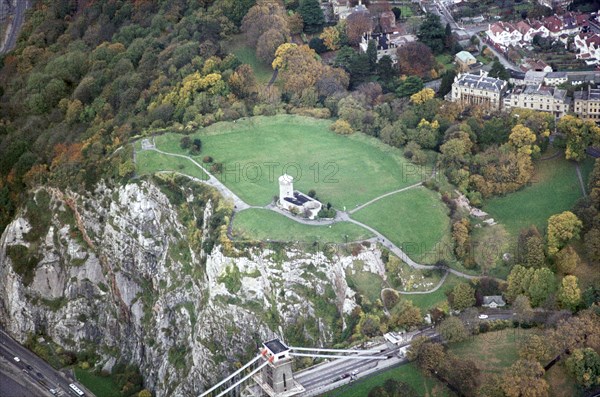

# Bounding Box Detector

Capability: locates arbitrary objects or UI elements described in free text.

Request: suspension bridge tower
[255,339,304,396]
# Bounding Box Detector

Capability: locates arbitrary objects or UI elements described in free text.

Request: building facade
[449,72,508,110]
[504,85,570,117]
[574,86,600,120]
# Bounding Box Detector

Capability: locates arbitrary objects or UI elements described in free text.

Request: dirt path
[575,162,587,197]
[349,183,423,214]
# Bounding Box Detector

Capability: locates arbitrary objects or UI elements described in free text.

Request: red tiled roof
[515,20,532,34]
[543,15,563,32]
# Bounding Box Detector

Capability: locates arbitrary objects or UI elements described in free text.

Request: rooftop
[455,73,506,91]
[455,51,476,63]
[574,87,600,101]
[264,338,289,354]
[283,191,317,207]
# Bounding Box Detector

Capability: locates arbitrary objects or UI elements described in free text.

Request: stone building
[504,85,570,117]
[574,86,600,121]
[278,174,322,219]
[449,72,508,111]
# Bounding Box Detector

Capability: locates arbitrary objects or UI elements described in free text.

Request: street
[0,329,92,397]
[0,0,29,54]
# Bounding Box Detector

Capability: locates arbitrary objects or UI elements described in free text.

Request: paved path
[138,146,479,281]
[349,183,423,214]
[385,271,450,296]
[575,162,587,196]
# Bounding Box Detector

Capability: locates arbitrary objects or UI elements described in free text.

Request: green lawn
[136,150,209,181]
[346,261,385,303]
[396,5,414,18]
[140,115,425,209]
[231,208,374,243]
[436,54,455,72]
[75,368,122,397]
[324,363,448,397]
[483,154,584,237]
[449,329,535,373]
[227,36,274,84]
[352,187,452,263]
[403,273,460,312]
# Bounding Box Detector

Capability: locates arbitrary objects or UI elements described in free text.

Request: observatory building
[278,174,322,219]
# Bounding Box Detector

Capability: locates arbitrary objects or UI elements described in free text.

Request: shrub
[330,119,353,135]
[180,136,191,149]
[210,162,223,174]
[202,156,213,163]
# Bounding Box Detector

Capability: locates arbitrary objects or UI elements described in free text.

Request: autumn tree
[509,124,540,156]
[557,115,600,162]
[358,313,382,337]
[346,10,372,45]
[241,0,290,62]
[558,275,581,311]
[390,299,423,330]
[555,245,580,274]
[512,294,534,326]
[502,360,549,397]
[449,282,476,311]
[565,348,600,389]
[517,226,545,268]
[397,42,434,78]
[410,88,435,104]
[452,218,470,262]
[519,334,552,363]
[438,316,468,343]
[320,26,341,51]
[228,64,257,99]
[547,211,583,256]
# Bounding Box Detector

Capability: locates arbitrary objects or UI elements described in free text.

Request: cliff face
[0,176,385,396]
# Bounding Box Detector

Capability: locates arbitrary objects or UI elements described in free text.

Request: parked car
[478,314,489,319]
[13,357,20,362]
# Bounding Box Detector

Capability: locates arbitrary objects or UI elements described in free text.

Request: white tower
[278,174,294,201]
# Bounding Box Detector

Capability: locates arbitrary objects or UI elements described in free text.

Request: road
[0,329,92,397]
[0,0,29,54]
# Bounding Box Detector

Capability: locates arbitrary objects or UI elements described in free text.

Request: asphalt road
[1,0,28,54]
[0,329,89,396]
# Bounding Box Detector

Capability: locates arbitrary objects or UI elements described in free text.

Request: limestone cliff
[0,175,385,396]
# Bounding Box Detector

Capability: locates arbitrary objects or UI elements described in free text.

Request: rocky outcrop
[0,176,386,396]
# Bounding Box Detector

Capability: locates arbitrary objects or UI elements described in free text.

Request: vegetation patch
[231,208,373,243]
[352,187,452,263]
[7,244,39,286]
[483,155,584,238]
[74,368,123,397]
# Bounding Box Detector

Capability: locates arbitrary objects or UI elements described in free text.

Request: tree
[438,70,456,98]
[555,245,579,274]
[517,227,546,269]
[417,13,445,54]
[180,136,191,150]
[330,119,353,135]
[415,342,446,374]
[452,218,470,260]
[519,334,552,363]
[565,348,600,389]
[557,115,600,162]
[547,211,583,256]
[320,26,341,51]
[358,314,382,337]
[509,124,540,156]
[298,0,325,33]
[512,294,534,326]
[449,282,476,311]
[138,390,152,397]
[229,64,257,98]
[528,267,556,307]
[390,299,423,330]
[346,10,372,45]
[256,28,288,63]
[506,265,534,302]
[410,88,435,104]
[366,39,378,69]
[397,42,434,78]
[396,76,424,97]
[377,55,396,84]
[438,316,468,343]
[241,1,290,48]
[489,58,509,81]
[558,275,581,311]
[502,360,549,397]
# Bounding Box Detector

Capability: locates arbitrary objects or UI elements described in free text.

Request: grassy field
[435,54,455,72]
[352,187,452,263]
[403,273,460,311]
[75,368,122,397]
[324,363,448,397]
[231,208,374,243]
[226,35,274,84]
[139,115,425,208]
[396,5,414,18]
[449,329,535,373]
[483,154,584,238]
[346,261,385,303]
[136,150,209,181]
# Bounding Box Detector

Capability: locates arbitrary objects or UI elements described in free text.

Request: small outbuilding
[455,51,477,71]
[482,295,506,308]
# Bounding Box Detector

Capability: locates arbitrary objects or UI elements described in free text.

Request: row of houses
[486,12,594,50]
[509,70,600,87]
[574,32,600,65]
[449,72,600,120]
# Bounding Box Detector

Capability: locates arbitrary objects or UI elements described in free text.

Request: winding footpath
[138,144,480,281]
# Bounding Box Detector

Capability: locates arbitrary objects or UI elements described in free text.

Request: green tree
[438,316,468,343]
[298,0,325,33]
[558,115,600,162]
[358,314,382,337]
[512,294,534,326]
[506,265,535,302]
[390,299,423,330]
[558,275,581,311]
[528,267,556,307]
[547,211,583,256]
[565,348,600,389]
[438,70,456,98]
[489,58,509,81]
[366,39,378,69]
[396,76,424,97]
[417,13,445,54]
[450,282,476,311]
[555,245,579,274]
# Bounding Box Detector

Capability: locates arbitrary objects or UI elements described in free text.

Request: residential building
[482,296,506,308]
[568,72,600,86]
[360,33,398,63]
[574,32,600,65]
[455,51,477,72]
[543,15,564,37]
[544,71,568,86]
[515,20,535,43]
[487,22,522,49]
[450,72,508,111]
[521,58,553,72]
[504,85,570,117]
[574,86,600,120]
[528,19,550,39]
[524,70,547,85]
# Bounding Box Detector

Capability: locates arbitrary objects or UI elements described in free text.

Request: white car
[13,356,20,362]
[478,314,489,319]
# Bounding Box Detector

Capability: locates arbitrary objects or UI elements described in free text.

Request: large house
[574,86,600,121]
[449,72,508,111]
[574,32,600,65]
[487,22,523,49]
[504,85,570,117]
